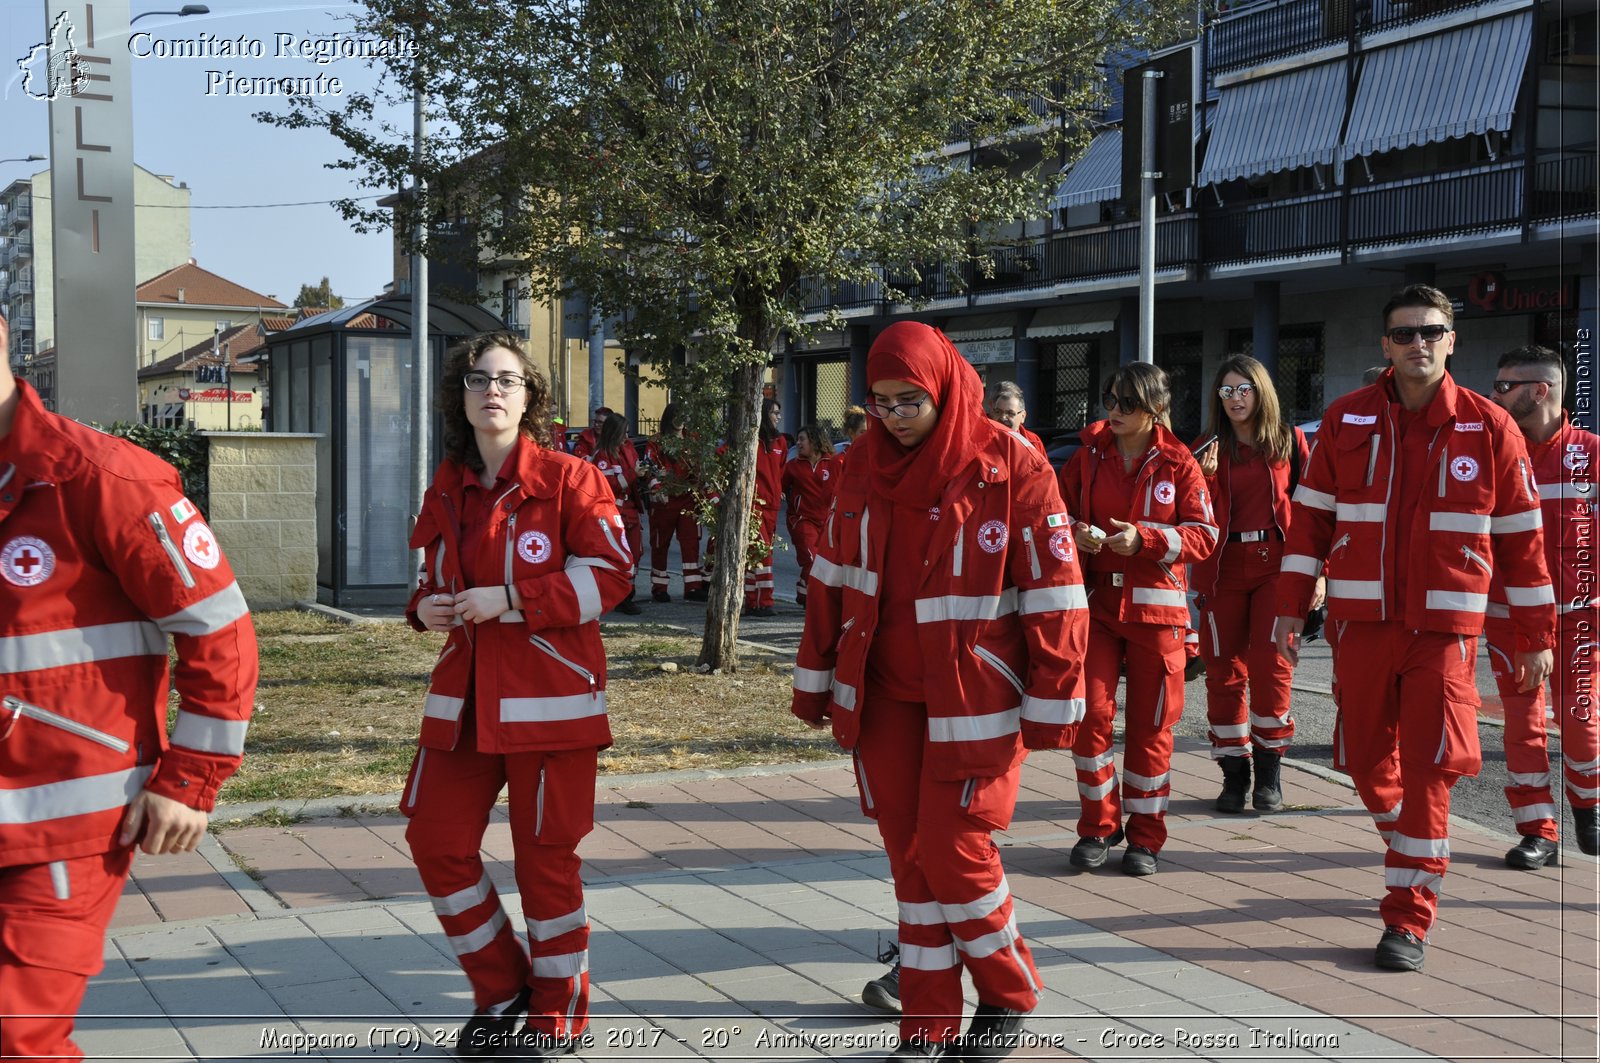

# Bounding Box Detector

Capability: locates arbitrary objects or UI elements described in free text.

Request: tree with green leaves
[259,0,1188,669]
[292,277,345,311]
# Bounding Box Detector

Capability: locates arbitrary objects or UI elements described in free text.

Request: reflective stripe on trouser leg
[1200,589,1251,756]
[1556,611,1600,809]
[1486,617,1558,839]
[1120,620,1184,853]
[1073,604,1127,840]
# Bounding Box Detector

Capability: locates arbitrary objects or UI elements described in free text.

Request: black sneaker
[456,989,530,1059]
[651,590,672,603]
[1121,845,1158,876]
[1183,655,1206,682]
[1069,828,1124,870]
[512,1028,581,1060]
[1374,926,1425,971]
[614,595,642,615]
[959,1003,1028,1063]
[684,586,709,602]
[1504,834,1559,870]
[1572,804,1599,856]
[862,963,901,1013]
[886,1037,953,1060]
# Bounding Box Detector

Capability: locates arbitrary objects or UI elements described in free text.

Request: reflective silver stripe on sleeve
[565,563,603,623]
[432,871,495,918]
[527,904,587,941]
[1335,502,1387,522]
[1504,584,1557,607]
[1490,509,1542,534]
[1485,601,1510,618]
[832,681,858,712]
[1425,590,1488,612]
[952,917,1021,960]
[939,877,1011,924]
[1328,579,1384,600]
[1294,486,1336,511]
[0,621,165,674]
[0,766,153,824]
[598,517,630,561]
[1018,585,1087,614]
[1389,832,1449,859]
[915,590,1018,623]
[900,941,960,971]
[1131,588,1186,608]
[448,908,509,957]
[1121,769,1169,791]
[897,899,945,925]
[927,709,1020,743]
[154,582,251,637]
[809,555,880,596]
[424,693,466,721]
[1160,528,1182,563]
[793,666,835,694]
[1186,521,1220,543]
[531,950,589,979]
[1020,695,1085,726]
[1429,512,1491,535]
[169,711,249,756]
[499,693,607,722]
[1281,554,1323,577]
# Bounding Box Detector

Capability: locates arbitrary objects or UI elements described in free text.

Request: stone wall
[206,432,320,609]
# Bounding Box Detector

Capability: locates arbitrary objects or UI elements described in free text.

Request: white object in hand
[1087,525,1108,542]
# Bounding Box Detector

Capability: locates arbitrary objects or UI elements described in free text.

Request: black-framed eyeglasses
[1217,384,1256,400]
[1103,392,1146,415]
[1492,379,1546,395]
[464,372,530,393]
[1384,324,1451,345]
[864,397,929,419]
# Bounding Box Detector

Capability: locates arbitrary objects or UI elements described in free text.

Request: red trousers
[787,518,821,605]
[1332,621,1480,938]
[1486,610,1600,841]
[402,723,597,1039]
[745,510,777,609]
[1198,541,1295,758]
[854,690,1041,1045]
[1072,590,1187,852]
[648,496,702,597]
[0,848,132,1063]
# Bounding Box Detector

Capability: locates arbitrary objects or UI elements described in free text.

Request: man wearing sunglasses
[1483,345,1599,869]
[1274,285,1554,973]
[0,312,258,1060]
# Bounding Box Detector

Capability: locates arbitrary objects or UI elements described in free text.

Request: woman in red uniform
[643,403,706,602]
[1059,362,1218,876]
[782,423,839,606]
[404,332,632,1059]
[587,412,645,615]
[792,322,1088,1061]
[1192,355,1313,813]
[743,398,790,615]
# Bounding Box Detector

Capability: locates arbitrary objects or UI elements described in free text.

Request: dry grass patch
[214,611,834,803]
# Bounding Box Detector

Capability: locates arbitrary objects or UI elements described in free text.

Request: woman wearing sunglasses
[1191,356,1313,814]
[791,322,1088,1061]
[403,332,633,1058]
[1057,362,1219,876]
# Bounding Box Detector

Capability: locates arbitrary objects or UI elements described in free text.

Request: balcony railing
[7,274,32,296]
[7,200,30,227]
[10,313,33,331]
[1533,152,1598,220]
[1206,0,1489,73]
[1204,189,1344,264]
[1348,160,1522,245]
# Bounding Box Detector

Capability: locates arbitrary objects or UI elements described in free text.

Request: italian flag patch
[1045,512,1070,528]
[170,498,197,525]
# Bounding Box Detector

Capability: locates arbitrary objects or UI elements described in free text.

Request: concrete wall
[206,432,319,609]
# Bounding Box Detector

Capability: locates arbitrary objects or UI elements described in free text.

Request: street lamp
[0,156,45,165]
[129,5,209,25]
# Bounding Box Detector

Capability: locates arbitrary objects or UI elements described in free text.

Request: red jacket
[1190,427,1310,598]
[586,449,642,518]
[0,382,257,867]
[1489,411,1596,619]
[572,430,638,468]
[642,435,697,504]
[755,434,788,516]
[782,454,841,527]
[1058,421,1219,627]
[406,440,632,754]
[1279,370,1555,650]
[791,422,1089,779]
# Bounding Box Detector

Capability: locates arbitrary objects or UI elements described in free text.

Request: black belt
[1227,529,1282,543]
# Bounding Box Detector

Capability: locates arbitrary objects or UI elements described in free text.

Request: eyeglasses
[1103,393,1146,415]
[1217,384,1256,400]
[1492,379,1547,395]
[1384,324,1451,345]
[864,397,929,419]
[464,372,530,393]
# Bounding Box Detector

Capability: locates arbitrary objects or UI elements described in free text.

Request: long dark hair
[439,331,553,471]
[596,412,628,459]
[657,402,684,437]
[1203,354,1293,466]
[760,398,782,445]
[1102,361,1172,429]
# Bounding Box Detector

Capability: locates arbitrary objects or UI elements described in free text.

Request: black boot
[1252,747,1284,813]
[615,591,642,615]
[1215,756,1250,814]
[1573,804,1600,857]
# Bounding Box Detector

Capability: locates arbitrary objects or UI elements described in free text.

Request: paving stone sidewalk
[87,743,1599,1062]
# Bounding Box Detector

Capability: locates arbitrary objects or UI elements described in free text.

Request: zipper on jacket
[973,646,1025,695]
[854,750,875,812]
[953,525,965,579]
[1434,724,1450,766]
[147,512,196,589]
[835,616,856,652]
[1460,545,1492,575]
[1143,478,1155,517]
[2,696,130,754]
[1156,560,1181,586]
[503,511,519,586]
[1021,527,1042,580]
[960,778,977,809]
[1437,448,1450,497]
[1365,435,1381,487]
[827,509,836,550]
[1519,457,1535,503]
[529,634,598,697]
[535,765,547,836]
[1330,533,1352,557]
[1378,407,1398,622]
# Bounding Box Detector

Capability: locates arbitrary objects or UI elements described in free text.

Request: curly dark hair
[439,331,554,470]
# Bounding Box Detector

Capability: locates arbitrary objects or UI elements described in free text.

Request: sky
[1,1,404,306]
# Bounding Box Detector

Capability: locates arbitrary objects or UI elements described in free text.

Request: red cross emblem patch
[1450,456,1480,483]
[1,536,55,587]
[978,519,1009,553]
[182,522,222,570]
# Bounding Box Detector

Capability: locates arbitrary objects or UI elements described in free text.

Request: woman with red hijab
[791,322,1088,1062]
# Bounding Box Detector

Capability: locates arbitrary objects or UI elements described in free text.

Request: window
[1157,332,1205,442]
[502,279,521,329]
[148,317,164,341]
[1227,324,1325,426]
[1039,338,1101,430]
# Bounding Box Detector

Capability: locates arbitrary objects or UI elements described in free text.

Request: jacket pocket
[958,773,1017,832]
[973,646,1025,695]
[1460,546,1492,576]
[529,634,598,696]
[147,512,196,589]
[1,915,106,976]
[2,696,129,754]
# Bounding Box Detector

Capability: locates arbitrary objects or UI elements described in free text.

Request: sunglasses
[1491,379,1546,395]
[1217,384,1256,400]
[1102,393,1146,415]
[1384,324,1451,344]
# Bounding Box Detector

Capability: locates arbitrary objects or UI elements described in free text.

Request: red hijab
[864,321,989,507]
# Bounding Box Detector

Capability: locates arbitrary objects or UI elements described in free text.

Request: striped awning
[1199,61,1347,186]
[1051,130,1123,210]
[1341,13,1532,162]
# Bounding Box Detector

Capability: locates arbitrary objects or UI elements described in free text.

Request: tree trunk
[696,358,764,671]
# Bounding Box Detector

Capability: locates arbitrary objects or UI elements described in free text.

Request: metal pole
[588,304,604,424]
[411,57,431,564]
[1138,68,1163,364]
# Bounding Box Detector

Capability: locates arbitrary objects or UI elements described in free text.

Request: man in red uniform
[1276,286,1554,971]
[985,381,1045,453]
[1485,345,1600,867]
[0,312,259,1060]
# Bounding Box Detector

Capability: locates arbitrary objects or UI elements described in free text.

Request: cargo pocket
[1435,667,1483,777]
[1,915,106,977]
[399,748,428,818]
[958,773,1018,833]
[530,747,599,845]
